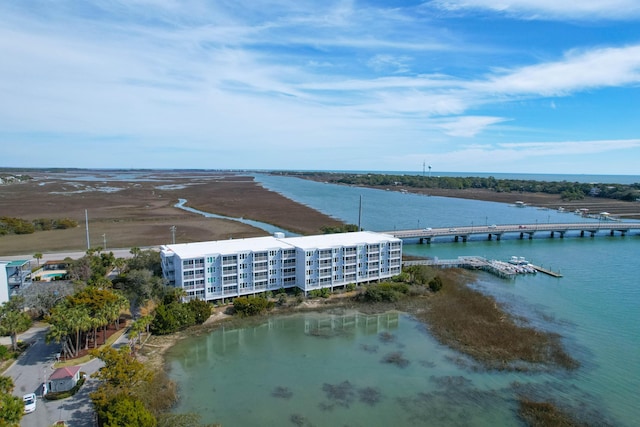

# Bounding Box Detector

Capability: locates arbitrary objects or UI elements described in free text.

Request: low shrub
[429,276,443,292]
[360,282,409,302]
[309,288,330,298]
[233,296,274,317]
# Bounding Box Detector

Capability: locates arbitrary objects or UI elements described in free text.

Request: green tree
[124,269,164,303]
[187,299,211,325]
[149,304,178,335]
[33,252,43,267]
[0,297,32,351]
[90,347,153,401]
[100,394,157,427]
[0,375,23,426]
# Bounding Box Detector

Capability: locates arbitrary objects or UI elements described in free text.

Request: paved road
[1,248,145,264]
[4,325,128,427]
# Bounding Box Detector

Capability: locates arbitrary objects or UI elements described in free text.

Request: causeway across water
[383,222,640,243]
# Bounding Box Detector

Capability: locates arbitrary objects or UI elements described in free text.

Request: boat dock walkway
[530,264,562,277]
[405,256,562,279]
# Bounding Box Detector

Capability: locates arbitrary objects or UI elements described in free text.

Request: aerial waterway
[162,173,640,426]
[174,199,299,236]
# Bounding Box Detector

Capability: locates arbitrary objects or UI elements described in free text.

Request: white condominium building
[160,231,402,302]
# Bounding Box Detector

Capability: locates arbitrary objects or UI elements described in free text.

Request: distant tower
[423,161,425,177]
[428,165,432,178]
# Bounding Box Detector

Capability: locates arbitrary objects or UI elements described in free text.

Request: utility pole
[102,234,107,251]
[170,226,176,244]
[85,209,90,250]
[358,196,362,231]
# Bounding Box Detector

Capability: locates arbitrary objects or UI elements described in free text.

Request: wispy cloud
[0,1,638,172]
[435,116,509,137]
[429,0,640,20]
[476,45,640,96]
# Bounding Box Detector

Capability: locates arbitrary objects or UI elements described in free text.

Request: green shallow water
[167,311,528,426]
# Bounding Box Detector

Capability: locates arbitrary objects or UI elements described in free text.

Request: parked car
[23,393,36,414]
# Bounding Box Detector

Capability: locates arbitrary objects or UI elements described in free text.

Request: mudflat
[0,170,343,256]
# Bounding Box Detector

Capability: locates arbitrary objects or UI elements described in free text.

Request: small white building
[160,231,402,302]
[48,366,81,393]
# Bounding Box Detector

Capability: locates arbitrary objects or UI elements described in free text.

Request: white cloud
[0,1,638,173]
[429,0,640,20]
[435,116,508,137]
[475,45,640,96]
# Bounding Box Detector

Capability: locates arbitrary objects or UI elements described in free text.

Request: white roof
[162,236,295,259]
[278,231,399,251]
[162,231,399,259]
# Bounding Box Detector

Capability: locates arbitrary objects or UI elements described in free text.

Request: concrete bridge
[382,222,640,243]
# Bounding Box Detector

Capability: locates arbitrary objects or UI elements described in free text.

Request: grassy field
[0,171,343,256]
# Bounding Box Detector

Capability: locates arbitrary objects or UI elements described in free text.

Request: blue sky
[1,0,639,174]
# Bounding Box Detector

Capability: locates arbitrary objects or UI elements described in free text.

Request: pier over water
[383,222,640,243]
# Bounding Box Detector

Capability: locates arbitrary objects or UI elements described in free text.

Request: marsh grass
[518,399,585,427]
[381,351,410,368]
[321,380,356,409]
[407,269,579,371]
[358,386,383,406]
[272,386,293,399]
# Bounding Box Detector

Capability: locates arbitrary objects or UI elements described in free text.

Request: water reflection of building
[0,259,32,303]
[160,231,402,302]
[304,312,399,336]
[173,312,401,368]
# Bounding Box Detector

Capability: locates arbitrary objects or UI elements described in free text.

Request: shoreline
[147,282,584,425]
[288,172,640,219]
[145,272,577,375]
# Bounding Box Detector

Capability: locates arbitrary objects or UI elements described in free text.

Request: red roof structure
[49,366,81,380]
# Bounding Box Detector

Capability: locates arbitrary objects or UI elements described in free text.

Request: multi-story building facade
[160,231,402,302]
[0,259,32,304]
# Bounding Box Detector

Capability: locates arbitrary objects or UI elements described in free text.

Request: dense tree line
[0,243,218,425]
[149,290,211,335]
[320,224,359,234]
[282,172,640,202]
[0,216,78,235]
[45,287,129,358]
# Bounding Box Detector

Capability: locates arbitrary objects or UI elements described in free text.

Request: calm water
[166,174,639,426]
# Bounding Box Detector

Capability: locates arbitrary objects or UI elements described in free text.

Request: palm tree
[0,299,32,352]
[46,322,73,359]
[34,252,43,267]
[66,305,91,357]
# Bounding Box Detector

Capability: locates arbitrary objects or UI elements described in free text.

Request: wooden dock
[530,264,562,277]
[406,256,562,279]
